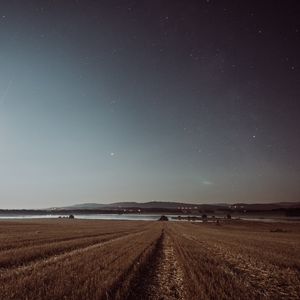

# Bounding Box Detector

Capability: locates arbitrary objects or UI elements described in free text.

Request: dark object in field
[158,215,169,221]
[227,214,232,219]
[202,214,208,222]
[69,214,75,219]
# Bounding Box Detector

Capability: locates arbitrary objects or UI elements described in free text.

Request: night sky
[0,1,299,208]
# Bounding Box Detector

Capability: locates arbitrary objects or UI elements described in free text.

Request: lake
[0,213,171,221]
[0,213,299,222]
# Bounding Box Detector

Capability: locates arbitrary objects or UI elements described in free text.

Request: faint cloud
[202,180,213,185]
[0,79,13,104]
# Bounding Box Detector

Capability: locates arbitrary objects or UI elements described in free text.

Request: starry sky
[0,1,299,208]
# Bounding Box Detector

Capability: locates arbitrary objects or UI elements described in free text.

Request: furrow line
[0,230,146,280]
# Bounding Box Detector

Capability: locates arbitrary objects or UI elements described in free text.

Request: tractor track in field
[0,231,140,271]
[0,228,145,268]
[181,233,300,299]
[0,230,147,280]
[126,230,186,300]
[0,228,145,252]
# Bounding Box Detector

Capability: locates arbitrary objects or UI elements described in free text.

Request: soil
[127,232,186,300]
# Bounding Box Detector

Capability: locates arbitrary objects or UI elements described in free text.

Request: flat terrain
[0,219,299,299]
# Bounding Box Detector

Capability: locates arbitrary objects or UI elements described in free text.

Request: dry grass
[0,219,149,250]
[0,220,149,269]
[0,219,299,299]
[168,221,300,299]
[0,220,162,300]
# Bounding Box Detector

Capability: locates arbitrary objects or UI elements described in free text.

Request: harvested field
[0,219,299,299]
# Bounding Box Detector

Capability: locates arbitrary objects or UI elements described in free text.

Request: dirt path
[127,231,186,300]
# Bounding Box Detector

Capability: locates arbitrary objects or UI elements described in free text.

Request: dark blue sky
[0,1,299,208]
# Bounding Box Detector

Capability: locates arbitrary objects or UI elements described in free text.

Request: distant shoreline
[0,212,300,223]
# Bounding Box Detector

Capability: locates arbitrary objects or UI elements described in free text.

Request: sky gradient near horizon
[0,1,300,208]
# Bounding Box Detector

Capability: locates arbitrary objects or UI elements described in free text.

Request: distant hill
[108,201,203,209]
[50,201,300,211]
[51,201,202,210]
[57,203,107,209]
[229,202,300,211]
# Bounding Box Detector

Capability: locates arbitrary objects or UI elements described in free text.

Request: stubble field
[0,219,299,299]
